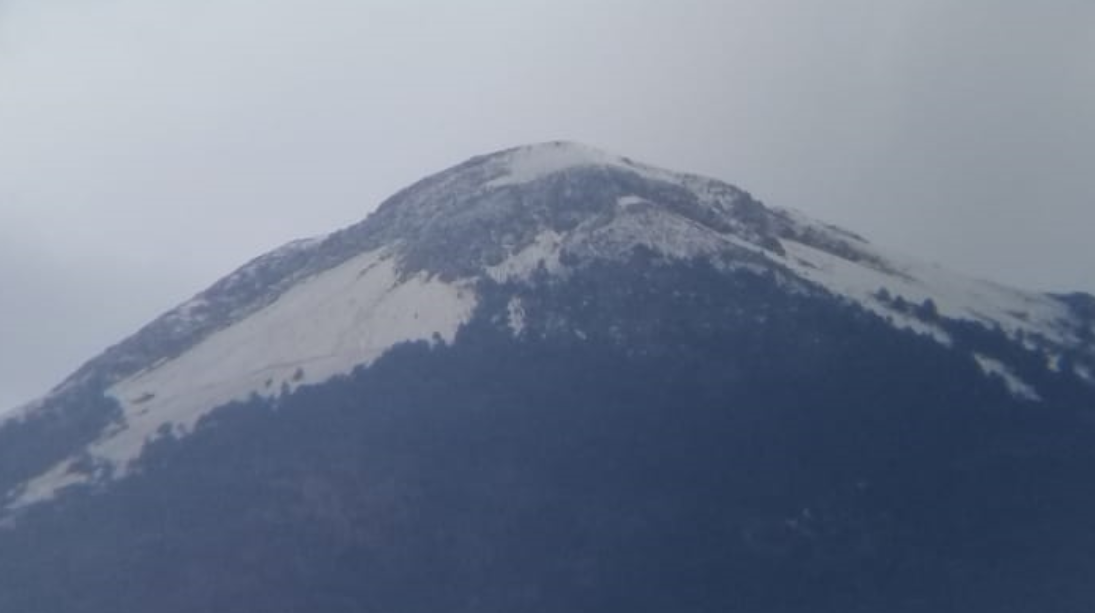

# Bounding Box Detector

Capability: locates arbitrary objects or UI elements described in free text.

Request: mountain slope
[1,142,1094,612]
[5,142,1094,507]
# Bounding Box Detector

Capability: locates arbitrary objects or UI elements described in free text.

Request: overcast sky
[1,0,1093,410]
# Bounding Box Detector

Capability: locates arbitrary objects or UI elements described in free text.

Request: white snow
[1047,353,1063,372]
[487,143,627,188]
[10,462,88,507]
[974,354,1042,402]
[483,194,1072,365]
[779,240,953,344]
[486,230,565,281]
[107,249,475,462]
[487,145,1080,360]
[487,142,679,188]
[778,237,1077,352]
[507,297,527,336]
[577,205,735,263]
[10,248,477,508]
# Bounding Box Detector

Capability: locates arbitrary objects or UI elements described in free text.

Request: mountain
[1,141,1094,612]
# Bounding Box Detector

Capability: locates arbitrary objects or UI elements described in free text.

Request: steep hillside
[1,142,1093,612]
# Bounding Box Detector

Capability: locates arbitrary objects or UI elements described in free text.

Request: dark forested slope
[2,257,1093,613]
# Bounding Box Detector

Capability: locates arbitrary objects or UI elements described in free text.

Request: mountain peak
[5,142,1095,612]
[481,141,637,187]
[333,141,773,282]
[5,143,1095,510]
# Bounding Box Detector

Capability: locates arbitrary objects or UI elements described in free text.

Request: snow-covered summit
[486,141,632,187]
[4,142,1094,510]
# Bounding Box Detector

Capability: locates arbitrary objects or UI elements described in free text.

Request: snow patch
[487,230,564,281]
[1046,353,1064,373]
[780,240,952,345]
[486,142,680,189]
[106,249,475,465]
[10,462,89,508]
[507,297,527,336]
[974,354,1042,402]
[487,143,628,187]
[778,236,1083,354]
[577,205,734,262]
[10,248,477,508]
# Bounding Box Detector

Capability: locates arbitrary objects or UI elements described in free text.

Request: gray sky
[2,0,1093,410]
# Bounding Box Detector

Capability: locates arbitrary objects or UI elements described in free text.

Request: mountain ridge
[3,141,1093,510]
[2,142,1095,612]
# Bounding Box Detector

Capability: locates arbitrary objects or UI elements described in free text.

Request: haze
[2,0,1093,410]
